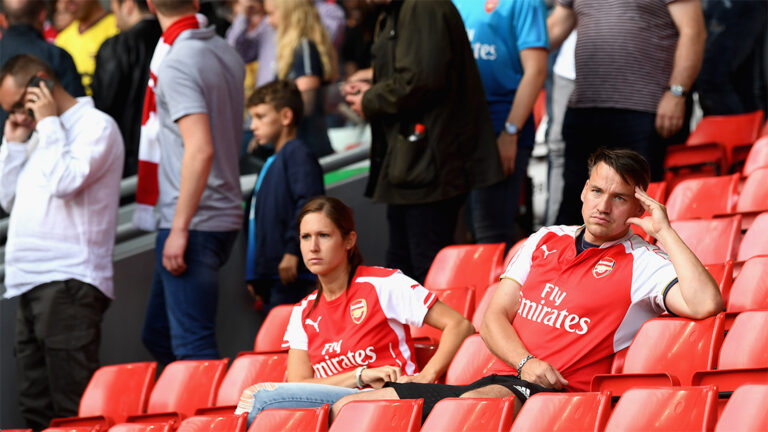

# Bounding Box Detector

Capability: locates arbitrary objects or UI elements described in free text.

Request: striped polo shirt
[561,0,679,113]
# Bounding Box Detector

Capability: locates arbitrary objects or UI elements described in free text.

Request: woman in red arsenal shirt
[236,196,474,424]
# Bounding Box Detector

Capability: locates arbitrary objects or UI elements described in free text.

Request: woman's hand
[360,365,402,389]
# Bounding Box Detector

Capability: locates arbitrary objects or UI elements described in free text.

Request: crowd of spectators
[0,0,765,430]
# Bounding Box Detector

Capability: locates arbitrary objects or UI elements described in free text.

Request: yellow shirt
[55,14,119,95]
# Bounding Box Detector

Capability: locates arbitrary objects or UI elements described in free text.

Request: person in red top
[235,196,474,424]
[332,147,723,421]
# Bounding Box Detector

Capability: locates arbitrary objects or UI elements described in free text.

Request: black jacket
[0,24,85,140]
[92,17,162,177]
[362,0,504,204]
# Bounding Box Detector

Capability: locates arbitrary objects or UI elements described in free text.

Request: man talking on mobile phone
[0,54,124,430]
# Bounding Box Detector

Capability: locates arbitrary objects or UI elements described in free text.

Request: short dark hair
[587,148,650,191]
[0,54,56,88]
[116,0,151,13]
[2,0,44,25]
[246,80,304,128]
[150,0,195,15]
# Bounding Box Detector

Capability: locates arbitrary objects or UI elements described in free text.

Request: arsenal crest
[350,299,367,324]
[593,257,615,278]
[485,0,499,14]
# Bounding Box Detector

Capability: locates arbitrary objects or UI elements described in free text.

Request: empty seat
[47,362,157,430]
[737,212,768,262]
[666,174,739,221]
[248,405,328,432]
[668,215,741,265]
[329,399,422,432]
[471,282,499,330]
[444,334,497,386]
[591,314,724,395]
[110,359,229,430]
[511,391,611,432]
[421,396,515,432]
[735,168,768,222]
[424,243,505,302]
[410,286,475,344]
[714,385,768,432]
[176,414,247,432]
[253,305,294,353]
[727,256,768,313]
[604,386,718,431]
[742,135,768,177]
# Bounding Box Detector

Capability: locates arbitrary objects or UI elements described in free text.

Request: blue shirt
[453,0,548,134]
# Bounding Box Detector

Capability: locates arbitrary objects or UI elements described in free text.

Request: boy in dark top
[245,80,325,311]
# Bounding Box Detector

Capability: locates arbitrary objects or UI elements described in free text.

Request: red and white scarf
[133,14,207,231]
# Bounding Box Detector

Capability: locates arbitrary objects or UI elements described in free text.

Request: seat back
[177,414,247,432]
[736,168,768,214]
[147,359,229,417]
[445,334,497,386]
[108,424,171,432]
[727,256,768,312]
[511,391,611,432]
[215,353,288,406]
[669,216,741,265]
[718,310,768,369]
[471,282,499,330]
[421,396,515,432]
[714,385,768,432]
[743,136,768,176]
[410,286,475,344]
[704,261,734,307]
[604,386,718,432]
[622,315,724,385]
[78,361,157,423]
[329,399,422,432]
[424,243,505,301]
[248,405,329,432]
[666,174,739,221]
[737,212,768,261]
[253,305,294,352]
[687,111,763,148]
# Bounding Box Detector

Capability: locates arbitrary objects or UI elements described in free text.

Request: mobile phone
[27,76,55,91]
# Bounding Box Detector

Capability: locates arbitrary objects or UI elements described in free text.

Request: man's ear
[279,107,294,127]
[146,0,156,14]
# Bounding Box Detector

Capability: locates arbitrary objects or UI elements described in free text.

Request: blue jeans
[142,229,238,365]
[246,383,362,426]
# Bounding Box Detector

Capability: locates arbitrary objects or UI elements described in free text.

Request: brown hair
[0,54,56,88]
[587,148,650,191]
[298,196,363,317]
[247,80,304,127]
[150,0,195,15]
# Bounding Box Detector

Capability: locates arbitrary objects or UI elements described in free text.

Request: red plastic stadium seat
[734,168,768,223]
[176,414,247,432]
[410,286,475,344]
[445,334,497,386]
[704,261,734,307]
[511,391,611,432]
[634,181,668,242]
[471,282,499,330]
[329,399,422,432]
[737,212,768,262]
[727,256,768,313]
[253,305,293,353]
[591,314,724,395]
[604,386,718,432]
[5,429,33,432]
[421,396,515,432]
[111,359,229,430]
[742,136,768,177]
[195,353,288,416]
[714,385,768,432]
[666,174,739,221]
[248,405,329,432]
[668,215,741,265]
[46,362,157,430]
[108,424,171,432]
[424,243,505,302]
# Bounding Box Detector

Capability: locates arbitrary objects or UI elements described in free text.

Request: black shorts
[385,374,560,421]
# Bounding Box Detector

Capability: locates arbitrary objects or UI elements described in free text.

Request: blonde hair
[273,0,338,82]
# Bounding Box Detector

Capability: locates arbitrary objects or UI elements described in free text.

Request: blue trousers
[246,383,362,426]
[142,229,238,365]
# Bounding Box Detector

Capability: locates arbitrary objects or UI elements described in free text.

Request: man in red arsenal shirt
[331,147,723,420]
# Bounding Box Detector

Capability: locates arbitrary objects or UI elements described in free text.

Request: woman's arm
[287,349,403,389]
[401,300,475,383]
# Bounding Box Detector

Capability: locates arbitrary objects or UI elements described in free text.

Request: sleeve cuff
[662,277,679,316]
[34,116,62,143]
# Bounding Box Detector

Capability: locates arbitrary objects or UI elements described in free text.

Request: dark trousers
[15,279,110,431]
[555,107,670,226]
[386,194,465,284]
